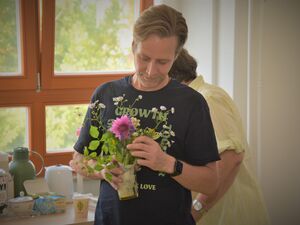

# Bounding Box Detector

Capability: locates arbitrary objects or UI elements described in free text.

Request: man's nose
[146,61,157,76]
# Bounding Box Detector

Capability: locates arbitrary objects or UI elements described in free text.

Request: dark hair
[133,4,188,54]
[169,48,197,83]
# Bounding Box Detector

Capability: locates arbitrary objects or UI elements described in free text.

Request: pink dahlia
[110,115,135,141]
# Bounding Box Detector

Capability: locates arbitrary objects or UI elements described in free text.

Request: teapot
[9,147,44,197]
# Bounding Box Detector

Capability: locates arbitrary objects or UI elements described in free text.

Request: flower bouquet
[76,95,174,200]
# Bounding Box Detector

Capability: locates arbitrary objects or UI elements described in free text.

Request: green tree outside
[55,0,135,72]
[0,107,27,153]
[46,104,87,151]
[0,0,19,73]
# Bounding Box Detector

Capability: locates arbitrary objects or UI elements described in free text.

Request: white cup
[73,195,89,220]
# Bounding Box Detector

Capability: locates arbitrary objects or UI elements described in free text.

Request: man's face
[132,35,178,91]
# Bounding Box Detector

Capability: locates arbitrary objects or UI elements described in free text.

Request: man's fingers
[136,158,151,168]
[110,167,124,176]
[127,142,149,151]
[130,150,150,159]
[101,167,124,190]
[131,135,153,144]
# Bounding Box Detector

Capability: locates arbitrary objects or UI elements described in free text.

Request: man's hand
[100,164,124,190]
[127,136,175,174]
[69,151,89,176]
[69,151,124,186]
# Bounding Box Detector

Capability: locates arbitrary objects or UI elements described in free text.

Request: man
[71,5,220,225]
[169,48,270,225]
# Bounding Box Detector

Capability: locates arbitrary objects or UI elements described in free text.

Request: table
[0,202,95,225]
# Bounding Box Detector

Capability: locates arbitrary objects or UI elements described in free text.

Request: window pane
[0,107,29,153]
[46,104,88,152]
[0,0,22,76]
[54,0,137,74]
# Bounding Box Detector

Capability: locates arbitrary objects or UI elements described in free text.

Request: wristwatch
[170,159,183,177]
[192,199,203,211]
[193,199,207,218]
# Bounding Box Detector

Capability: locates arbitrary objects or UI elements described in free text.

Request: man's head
[133,4,188,55]
[169,48,197,83]
[131,4,189,91]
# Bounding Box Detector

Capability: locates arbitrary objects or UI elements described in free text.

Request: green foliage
[88,140,100,150]
[0,105,88,153]
[0,107,27,152]
[0,0,136,152]
[82,95,176,175]
[89,125,99,139]
[0,0,19,73]
[46,104,87,151]
[54,0,135,72]
[0,0,135,73]
[99,130,135,165]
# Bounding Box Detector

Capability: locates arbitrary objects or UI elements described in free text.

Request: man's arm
[191,149,244,221]
[128,136,219,195]
[173,159,218,195]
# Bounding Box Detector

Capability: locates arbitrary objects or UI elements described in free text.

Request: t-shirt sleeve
[184,95,220,165]
[203,88,247,154]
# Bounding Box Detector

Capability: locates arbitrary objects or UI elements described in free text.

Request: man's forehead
[135,36,177,59]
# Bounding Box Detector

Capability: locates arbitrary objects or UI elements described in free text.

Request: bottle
[0,151,13,201]
[9,147,37,197]
[0,168,14,215]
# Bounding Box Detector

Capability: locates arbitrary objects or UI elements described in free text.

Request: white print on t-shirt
[139,183,157,191]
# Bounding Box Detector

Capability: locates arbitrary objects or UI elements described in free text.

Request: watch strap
[170,159,183,176]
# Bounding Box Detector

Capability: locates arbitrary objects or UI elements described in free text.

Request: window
[0,0,22,76]
[54,0,135,74]
[45,104,87,153]
[0,0,153,169]
[0,107,29,152]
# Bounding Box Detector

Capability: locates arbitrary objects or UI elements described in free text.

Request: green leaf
[105,172,112,182]
[89,152,97,158]
[86,165,94,174]
[83,147,89,156]
[152,132,161,140]
[88,140,100,150]
[100,131,113,142]
[106,161,118,170]
[108,144,117,155]
[115,151,123,162]
[94,164,103,171]
[102,144,109,154]
[89,125,99,138]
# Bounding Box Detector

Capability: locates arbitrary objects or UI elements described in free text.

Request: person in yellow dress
[169,48,270,225]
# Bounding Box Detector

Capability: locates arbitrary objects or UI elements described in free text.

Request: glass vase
[117,164,138,200]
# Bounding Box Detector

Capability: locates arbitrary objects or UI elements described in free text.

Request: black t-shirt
[74,76,219,225]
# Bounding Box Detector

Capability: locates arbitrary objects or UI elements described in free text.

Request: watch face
[193,199,203,211]
[171,159,183,176]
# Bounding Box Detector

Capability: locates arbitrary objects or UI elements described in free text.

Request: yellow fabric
[189,76,270,225]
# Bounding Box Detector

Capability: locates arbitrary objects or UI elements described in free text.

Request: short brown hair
[169,48,197,83]
[133,4,188,54]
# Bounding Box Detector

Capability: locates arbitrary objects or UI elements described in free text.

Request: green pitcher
[9,147,44,197]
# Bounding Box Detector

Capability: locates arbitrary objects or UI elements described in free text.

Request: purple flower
[110,115,135,141]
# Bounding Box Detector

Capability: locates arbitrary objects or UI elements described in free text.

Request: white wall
[254,1,300,224]
[182,0,214,84]
[155,0,214,83]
